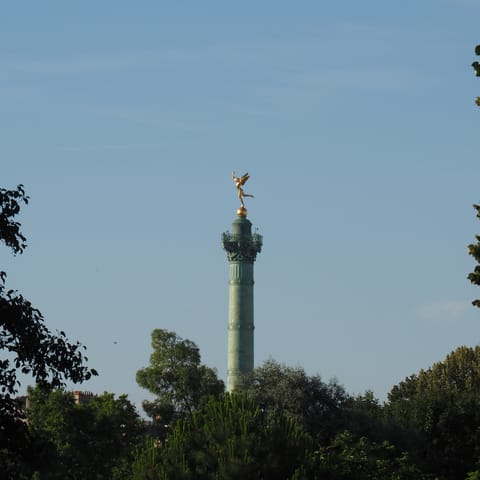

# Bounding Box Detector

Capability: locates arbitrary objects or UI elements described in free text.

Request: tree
[0,183,28,254]
[311,430,426,480]
[136,329,224,428]
[132,394,313,480]
[132,394,424,480]
[466,471,480,480]
[243,359,347,443]
[26,386,145,479]
[0,184,97,478]
[341,390,394,444]
[385,346,480,480]
[468,203,480,307]
[472,45,480,106]
[88,392,145,478]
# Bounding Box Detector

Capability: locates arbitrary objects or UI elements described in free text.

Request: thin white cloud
[0,22,395,77]
[418,300,471,322]
[0,55,140,74]
[0,46,230,75]
[0,48,205,74]
[445,0,480,7]
[57,143,165,152]
[76,104,213,133]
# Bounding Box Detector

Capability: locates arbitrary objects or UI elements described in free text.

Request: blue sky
[2,1,480,413]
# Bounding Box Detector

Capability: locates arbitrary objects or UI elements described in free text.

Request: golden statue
[232,171,254,215]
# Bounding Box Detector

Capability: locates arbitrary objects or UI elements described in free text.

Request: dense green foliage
[385,345,480,479]
[0,185,97,478]
[136,329,224,428]
[132,394,313,479]
[243,359,348,442]
[311,431,425,480]
[131,345,480,479]
[26,386,144,479]
[131,361,423,480]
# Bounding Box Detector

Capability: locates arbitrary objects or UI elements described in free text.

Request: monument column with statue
[221,172,262,392]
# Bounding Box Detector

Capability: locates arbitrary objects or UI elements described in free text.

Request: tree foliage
[243,359,347,443]
[386,346,480,480]
[0,184,97,478]
[26,386,145,479]
[0,184,29,255]
[132,362,423,480]
[312,430,426,480]
[473,45,480,106]
[468,203,480,307]
[136,329,224,427]
[132,394,312,480]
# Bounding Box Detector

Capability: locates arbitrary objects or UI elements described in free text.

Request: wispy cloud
[57,143,165,152]
[0,46,233,75]
[75,104,214,133]
[0,22,398,78]
[0,48,207,74]
[445,0,480,7]
[418,300,471,322]
[0,54,141,74]
[258,65,425,105]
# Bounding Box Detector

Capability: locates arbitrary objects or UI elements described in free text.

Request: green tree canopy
[132,394,313,480]
[386,346,480,480]
[132,393,424,480]
[312,430,426,480]
[243,358,347,443]
[136,328,224,427]
[27,386,145,479]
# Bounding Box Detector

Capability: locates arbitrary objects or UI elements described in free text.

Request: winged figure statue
[232,171,254,208]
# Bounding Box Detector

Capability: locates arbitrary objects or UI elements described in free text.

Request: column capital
[222,216,262,263]
[221,232,262,263]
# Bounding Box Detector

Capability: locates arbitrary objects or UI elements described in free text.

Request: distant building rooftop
[15,390,97,412]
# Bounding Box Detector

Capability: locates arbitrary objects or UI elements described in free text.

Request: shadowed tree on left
[0,184,97,478]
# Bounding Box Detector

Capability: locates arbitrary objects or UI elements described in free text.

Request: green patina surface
[222,216,262,392]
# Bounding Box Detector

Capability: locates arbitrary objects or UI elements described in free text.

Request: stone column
[222,212,262,392]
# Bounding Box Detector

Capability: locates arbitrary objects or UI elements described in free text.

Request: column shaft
[227,262,254,391]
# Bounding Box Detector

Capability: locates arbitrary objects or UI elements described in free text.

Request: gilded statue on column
[232,171,254,216]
